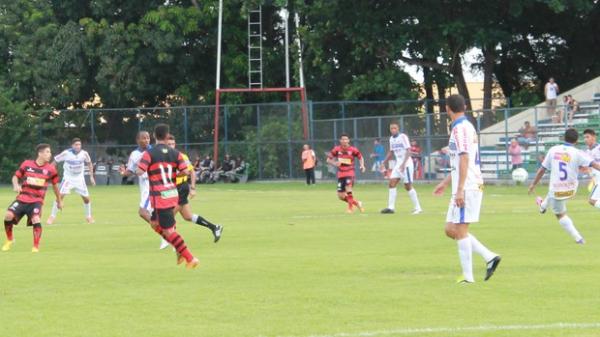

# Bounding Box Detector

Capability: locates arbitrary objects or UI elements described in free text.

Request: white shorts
[139,184,153,211]
[390,162,414,184]
[590,182,600,201]
[545,191,569,215]
[446,189,483,224]
[59,178,89,197]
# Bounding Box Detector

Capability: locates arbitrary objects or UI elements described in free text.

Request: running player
[47,138,95,225]
[380,122,423,214]
[433,94,501,283]
[327,134,366,213]
[3,144,63,252]
[529,128,600,244]
[120,131,153,225]
[583,129,600,209]
[137,124,199,268]
[164,135,222,248]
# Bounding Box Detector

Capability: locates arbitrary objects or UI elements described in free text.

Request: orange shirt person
[302,144,317,185]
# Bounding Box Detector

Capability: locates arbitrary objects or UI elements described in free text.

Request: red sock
[153,226,168,240]
[346,193,359,206]
[4,220,13,241]
[33,225,42,248]
[166,231,194,263]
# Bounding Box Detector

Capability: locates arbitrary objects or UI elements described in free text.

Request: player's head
[303,144,310,150]
[153,123,170,142]
[36,143,52,162]
[549,77,554,83]
[71,138,82,152]
[564,128,578,144]
[339,134,350,147]
[166,134,176,149]
[446,94,466,118]
[136,131,150,148]
[583,129,596,147]
[389,122,400,136]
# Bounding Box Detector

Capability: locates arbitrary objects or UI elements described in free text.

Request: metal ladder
[247,7,263,88]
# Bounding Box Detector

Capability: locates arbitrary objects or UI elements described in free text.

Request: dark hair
[36,143,51,154]
[339,133,350,139]
[389,121,400,127]
[72,138,81,144]
[564,128,579,144]
[154,123,170,141]
[583,129,596,136]
[446,94,465,113]
[136,131,150,139]
[167,134,175,141]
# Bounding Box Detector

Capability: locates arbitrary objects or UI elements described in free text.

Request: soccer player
[47,138,95,225]
[3,144,63,252]
[433,94,501,283]
[164,135,223,248]
[327,134,366,213]
[529,128,600,244]
[380,122,423,214]
[120,131,153,226]
[583,129,600,209]
[137,124,199,268]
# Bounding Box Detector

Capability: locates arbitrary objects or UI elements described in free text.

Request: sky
[401,48,484,83]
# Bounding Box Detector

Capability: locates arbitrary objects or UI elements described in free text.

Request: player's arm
[176,153,190,177]
[433,174,452,196]
[381,150,393,168]
[357,151,366,173]
[454,153,469,207]
[399,148,411,170]
[51,173,63,210]
[326,151,339,167]
[87,154,96,186]
[528,167,547,194]
[11,175,21,193]
[136,153,150,176]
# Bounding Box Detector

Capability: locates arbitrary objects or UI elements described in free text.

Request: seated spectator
[215,154,236,182]
[230,156,248,183]
[517,121,537,146]
[508,138,523,170]
[197,154,215,183]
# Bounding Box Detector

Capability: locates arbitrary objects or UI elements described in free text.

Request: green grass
[1,182,600,337]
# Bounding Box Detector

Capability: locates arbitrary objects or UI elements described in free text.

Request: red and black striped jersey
[328,145,363,178]
[14,160,59,204]
[137,144,188,210]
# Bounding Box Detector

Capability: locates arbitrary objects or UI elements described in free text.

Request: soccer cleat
[380,208,395,214]
[2,240,14,252]
[176,253,186,265]
[186,257,200,269]
[212,225,223,243]
[356,201,365,213]
[535,196,546,214]
[456,277,474,284]
[484,256,502,281]
[159,238,170,250]
[576,238,586,245]
[31,246,39,253]
[346,205,354,214]
[412,208,423,215]
[46,216,55,225]
[86,216,95,224]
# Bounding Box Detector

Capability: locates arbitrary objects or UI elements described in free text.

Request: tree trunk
[436,76,448,134]
[482,46,495,111]
[449,56,472,111]
[423,66,434,114]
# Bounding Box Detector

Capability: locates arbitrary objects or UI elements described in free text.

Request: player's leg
[179,204,223,243]
[48,180,71,225]
[29,204,43,252]
[444,221,474,283]
[403,165,422,214]
[155,208,198,268]
[344,179,363,213]
[554,199,584,243]
[588,183,600,209]
[76,182,94,224]
[336,178,349,207]
[381,178,399,214]
[2,204,20,251]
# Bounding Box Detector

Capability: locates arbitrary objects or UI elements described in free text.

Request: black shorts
[7,200,43,225]
[336,177,354,193]
[177,183,190,206]
[151,208,176,229]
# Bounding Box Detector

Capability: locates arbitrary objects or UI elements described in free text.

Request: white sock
[541,197,548,210]
[388,188,397,210]
[192,214,199,223]
[408,188,421,210]
[50,201,59,218]
[469,234,496,262]
[594,200,600,209]
[84,202,92,218]
[457,237,474,282]
[558,215,583,241]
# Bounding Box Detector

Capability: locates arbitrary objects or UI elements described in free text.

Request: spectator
[370,139,386,173]
[518,121,537,146]
[409,139,423,179]
[231,156,248,183]
[436,147,450,169]
[301,144,316,185]
[193,155,202,170]
[216,154,236,182]
[545,77,559,117]
[198,154,215,183]
[566,95,580,124]
[508,138,523,170]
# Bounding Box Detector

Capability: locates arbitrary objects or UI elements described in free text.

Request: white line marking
[270,322,600,337]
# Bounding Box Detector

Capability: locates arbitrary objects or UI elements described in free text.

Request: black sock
[194,215,217,231]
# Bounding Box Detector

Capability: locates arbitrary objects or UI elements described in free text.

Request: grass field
[1,182,600,337]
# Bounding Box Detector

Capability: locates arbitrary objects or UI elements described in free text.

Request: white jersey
[542,144,592,199]
[585,144,600,180]
[546,83,558,99]
[448,116,483,194]
[389,133,413,168]
[127,147,149,187]
[54,149,91,179]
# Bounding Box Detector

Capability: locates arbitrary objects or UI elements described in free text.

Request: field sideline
[1,182,599,337]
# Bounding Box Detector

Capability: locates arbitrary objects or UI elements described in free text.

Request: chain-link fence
[18,99,600,184]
